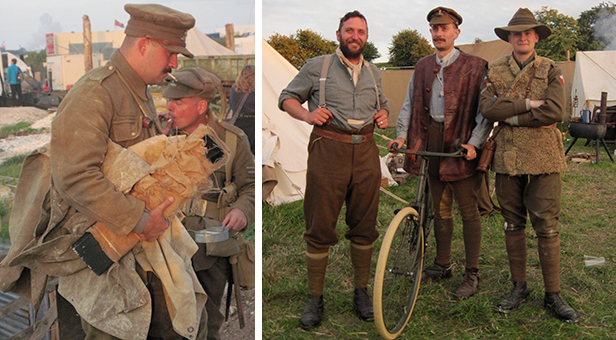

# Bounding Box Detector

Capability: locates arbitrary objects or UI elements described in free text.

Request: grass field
[262,126,616,339]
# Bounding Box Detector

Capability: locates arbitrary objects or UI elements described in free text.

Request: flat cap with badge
[124,3,196,58]
[163,68,221,101]
[427,6,462,26]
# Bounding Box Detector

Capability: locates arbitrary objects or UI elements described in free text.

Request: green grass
[263,128,616,339]
[0,122,43,136]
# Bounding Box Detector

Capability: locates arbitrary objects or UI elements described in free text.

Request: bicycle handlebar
[389,138,466,158]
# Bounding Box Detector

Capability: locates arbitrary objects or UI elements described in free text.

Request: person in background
[7,58,23,106]
[161,67,255,339]
[229,64,255,154]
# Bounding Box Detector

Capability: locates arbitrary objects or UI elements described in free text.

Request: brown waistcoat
[404,51,487,181]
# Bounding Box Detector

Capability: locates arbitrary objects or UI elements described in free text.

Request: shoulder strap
[224,129,238,186]
[229,92,250,125]
[318,54,333,108]
[363,61,381,110]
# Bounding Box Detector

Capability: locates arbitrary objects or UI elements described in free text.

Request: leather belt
[313,126,373,144]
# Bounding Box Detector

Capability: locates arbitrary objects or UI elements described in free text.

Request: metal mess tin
[191,227,229,243]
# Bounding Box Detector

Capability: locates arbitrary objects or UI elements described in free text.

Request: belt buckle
[351,134,362,144]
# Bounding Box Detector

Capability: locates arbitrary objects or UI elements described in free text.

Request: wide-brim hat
[163,68,221,101]
[495,8,551,42]
[124,4,195,58]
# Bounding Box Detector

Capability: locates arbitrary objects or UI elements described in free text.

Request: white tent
[571,50,616,117]
[185,27,237,56]
[262,39,312,206]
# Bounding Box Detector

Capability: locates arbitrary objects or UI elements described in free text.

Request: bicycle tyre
[374,207,425,339]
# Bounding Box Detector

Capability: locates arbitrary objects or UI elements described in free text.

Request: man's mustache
[433,38,446,42]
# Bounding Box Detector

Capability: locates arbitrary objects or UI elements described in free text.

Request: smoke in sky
[27,13,62,50]
[595,8,616,50]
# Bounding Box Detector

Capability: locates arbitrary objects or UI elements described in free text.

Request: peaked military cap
[163,68,221,101]
[124,4,195,58]
[427,7,462,26]
[495,8,551,42]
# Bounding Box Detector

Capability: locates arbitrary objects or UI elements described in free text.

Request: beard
[340,38,366,59]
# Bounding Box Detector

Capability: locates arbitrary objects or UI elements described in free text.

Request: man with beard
[279,10,389,330]
[388,6,491,299]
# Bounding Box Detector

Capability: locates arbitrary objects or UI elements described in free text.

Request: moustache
[433,38,446,42]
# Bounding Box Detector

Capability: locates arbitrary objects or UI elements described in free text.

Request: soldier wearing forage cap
[479,8,578,323]
[388,6,492,299]
[43,4,208,339]
[160,68,255,340]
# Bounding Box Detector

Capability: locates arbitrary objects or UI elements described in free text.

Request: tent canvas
[262,40,312,206]
[571,50,616,117]
[185,27,237,56]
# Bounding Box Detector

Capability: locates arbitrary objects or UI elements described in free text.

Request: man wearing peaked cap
[18,3,208,339]
[389,5,492,300]
[479,8,579,323]
[161,67,256,339]
[124,3,195,58]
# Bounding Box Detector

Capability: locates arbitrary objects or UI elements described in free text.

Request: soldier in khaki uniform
[49,4,209,339]
[161,68,255,340]
[479,8,579,322]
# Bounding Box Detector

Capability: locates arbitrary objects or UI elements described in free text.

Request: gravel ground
[0,107,52,163]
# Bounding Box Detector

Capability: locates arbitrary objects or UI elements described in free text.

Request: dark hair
[338,10,367,32]
[11,58,17,64]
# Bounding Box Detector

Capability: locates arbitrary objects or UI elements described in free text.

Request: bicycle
[373,140,465,339]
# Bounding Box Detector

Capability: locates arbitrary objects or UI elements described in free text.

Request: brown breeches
[303,124,381,250]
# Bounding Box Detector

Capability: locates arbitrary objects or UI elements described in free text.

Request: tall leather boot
[538,236,579,323]
[350,243,374,322]
[301,245,328,330]
[505,229,527,282]
[496,229,529,313]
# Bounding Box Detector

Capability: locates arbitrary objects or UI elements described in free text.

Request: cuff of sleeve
[512,99,528,115]
[467,137,483,149]
[509,115,519,126]
[133,210,149,234]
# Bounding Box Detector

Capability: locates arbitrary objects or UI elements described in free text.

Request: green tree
[535,7,580,61]
[25,50,47,79]
[268,29,337,70]
[388,29,433,67]
[578,2,616,51]
[362,41,381,62]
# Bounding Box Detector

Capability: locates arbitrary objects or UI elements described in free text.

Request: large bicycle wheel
[374,207,425,339]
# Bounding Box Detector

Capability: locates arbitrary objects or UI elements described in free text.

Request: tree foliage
[578,2,616,51]
[362,41,380,62]
[25,50,47,78]
[268,29,337,70]
[388,29,433,67]
[535,7,580,61]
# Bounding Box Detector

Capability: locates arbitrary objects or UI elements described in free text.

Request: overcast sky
[1,0,255,51]
[263,0,602,63]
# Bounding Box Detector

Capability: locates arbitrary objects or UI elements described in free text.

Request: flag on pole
[115,20,124,28]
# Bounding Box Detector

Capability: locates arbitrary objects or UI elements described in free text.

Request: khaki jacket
[183,119,255,271]
[0,51,206,339]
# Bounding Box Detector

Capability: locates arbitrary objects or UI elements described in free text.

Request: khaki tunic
[182,119,255,340]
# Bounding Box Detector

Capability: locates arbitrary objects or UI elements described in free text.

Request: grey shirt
[279,54,389,130]
[396,49,492,148]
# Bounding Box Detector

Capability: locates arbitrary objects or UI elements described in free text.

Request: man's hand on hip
[305,107,333,126]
